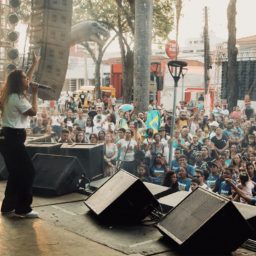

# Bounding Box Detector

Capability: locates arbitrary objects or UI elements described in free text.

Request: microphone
[29,82,52,90]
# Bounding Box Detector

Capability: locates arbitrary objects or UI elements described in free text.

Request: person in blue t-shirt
[170,148,181,171]
[149,153,167,185]
[177,167,191,191]
[217,168,234,198]
[206,162,221,190]
[176,155,195,179]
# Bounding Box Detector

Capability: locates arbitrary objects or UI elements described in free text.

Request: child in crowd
[137,164,151,182]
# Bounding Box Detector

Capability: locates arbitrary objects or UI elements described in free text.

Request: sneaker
[15,210,39,219]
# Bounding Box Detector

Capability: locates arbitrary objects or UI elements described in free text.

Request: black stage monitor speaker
[32,153,84,196]
[84,170,160,224]
[60,143,103,180]
[157,188,253,254]
[234,202,256,240]
[0,153,8,180]
[26,142,62,159]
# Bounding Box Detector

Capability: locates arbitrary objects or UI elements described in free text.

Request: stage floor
[0,181,254,256]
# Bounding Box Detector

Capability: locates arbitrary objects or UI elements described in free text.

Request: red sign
[165,40,179,59]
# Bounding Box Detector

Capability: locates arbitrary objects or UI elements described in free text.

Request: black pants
[1,127,35,214]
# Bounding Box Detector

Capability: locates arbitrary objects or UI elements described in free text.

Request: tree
[19,1,175,103]
[227,0,238,111]
[81,35,116,99]
[175,0,182,53]
[73,0,175,103]
[133,0,153,112]
[18,0,31,22]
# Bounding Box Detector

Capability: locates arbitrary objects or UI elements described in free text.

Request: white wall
[160,63,204,111]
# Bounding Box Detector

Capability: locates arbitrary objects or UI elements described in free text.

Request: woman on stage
[0,52,40,218]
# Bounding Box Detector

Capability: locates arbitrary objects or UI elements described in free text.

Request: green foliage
[16,0,175,41]
[17,0,31,23]
[153,0,175,40]
[73,0,175,41]
[73,0,120,27]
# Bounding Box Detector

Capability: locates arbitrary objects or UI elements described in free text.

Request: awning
[185,87,216,93]
[77,86,95,92]
[185,88,204,93]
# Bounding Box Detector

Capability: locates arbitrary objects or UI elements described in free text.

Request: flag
[146,110,161,133]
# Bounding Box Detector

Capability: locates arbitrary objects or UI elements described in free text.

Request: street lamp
[181,67,188,102]
[167,60,187,166]
[150,62,161,103]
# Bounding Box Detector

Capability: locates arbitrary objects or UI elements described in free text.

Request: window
[78,79,84,86]
[182,50,194,53]
[69,79,77,92]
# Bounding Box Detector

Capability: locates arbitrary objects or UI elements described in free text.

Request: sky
[104,0,256,54]
[16,0,256,54]
[174,0,256,46]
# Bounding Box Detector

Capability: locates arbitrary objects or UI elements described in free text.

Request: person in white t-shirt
[50,109,62,138]
[116,129,138,175]
[0,52,40,218]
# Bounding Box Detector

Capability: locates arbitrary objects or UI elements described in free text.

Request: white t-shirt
[2,93,31,128]
[51,115,62,126]
[117,139,137,162]
[238,181,254,204]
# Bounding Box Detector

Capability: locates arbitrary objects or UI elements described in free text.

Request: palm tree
[133,0,153,112]
[175,0,182,58]
[227,0,238,111]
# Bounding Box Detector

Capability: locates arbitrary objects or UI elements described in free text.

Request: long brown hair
[0,69,25,111]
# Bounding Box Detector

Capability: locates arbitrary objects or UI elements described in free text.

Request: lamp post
[167,60,187,166]
[150,62,161,102]
[181,67,188,102]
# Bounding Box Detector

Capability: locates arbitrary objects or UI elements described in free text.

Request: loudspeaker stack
[29,0,73,100]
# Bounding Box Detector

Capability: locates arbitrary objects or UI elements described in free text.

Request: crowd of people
[22,92,256,206]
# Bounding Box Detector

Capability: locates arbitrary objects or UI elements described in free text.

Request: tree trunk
[94,46,105,99]
[122,50,134,103]
[83,42,103,99]
[227,0,238,111]
[116,3,134,104]
[134,0,153,112]
[94,59,102,99]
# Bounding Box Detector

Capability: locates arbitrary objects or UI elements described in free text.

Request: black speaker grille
[32,153,83,196]
[158,189,227,243]
[221,60,256,100]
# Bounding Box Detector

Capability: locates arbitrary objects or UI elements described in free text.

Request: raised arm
[225,178,253,204]
[23,52,41,116]
[26,52,40,83]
